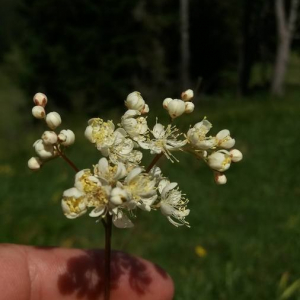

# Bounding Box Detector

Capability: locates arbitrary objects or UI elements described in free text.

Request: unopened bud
[185,102,195,114]
[110,187,128,205]
[125,92,145,111]
[214,172,227,185]
[58,129,75,146]
[167,99,185,118]
[33,92,48,107]
[42,131,58,145]
[181,89,194,101]
[163,98,172,109]
[28,156,43,170]
[32,106,45,119]
[141,104,149,114]
[33,139,55,159]
[207,151,231,172]
[230,149,243,162]
[46,112,61,130]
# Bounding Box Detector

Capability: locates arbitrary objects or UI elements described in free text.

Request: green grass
[1,69,300,299]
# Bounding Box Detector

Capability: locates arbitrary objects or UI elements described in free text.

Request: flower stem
[145,152,164,173]
[55,147,79,172]
[102,214,112,300]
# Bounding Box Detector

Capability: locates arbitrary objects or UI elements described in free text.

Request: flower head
[139,123,187,162]
[187,119,216,150]
[158,180,190,227]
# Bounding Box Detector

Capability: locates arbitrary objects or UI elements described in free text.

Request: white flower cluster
[28,89,242,228]
[28,93,75,170]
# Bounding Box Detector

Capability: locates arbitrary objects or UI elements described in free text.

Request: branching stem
[145,153,164,173]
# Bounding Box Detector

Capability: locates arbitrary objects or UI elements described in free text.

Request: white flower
[214,172,227,185]
[230,149,243,162]
[74,169,100,190]
[181,89,194,101]
[42,131,58,145]
[166,99,186,118]
[158,180,190,227]
[216,129,235,149]
[125,91,146,112]
[187,120,216,150]
[96,157,127,185]
[139,123,187,162]
[108,129,143,165]
[58,129,75,146]
[28,157,43,170]
[185,102,195,114]
[33,139,56,159]
[207,150,231,172]
[61,187,87,219]
[85,118,115,150]
[32,106,45,119]
[121,110,148,142]
[33,92,48,107]
[46,112,62,130]
[121,167,158,211]
[63,169,110,219]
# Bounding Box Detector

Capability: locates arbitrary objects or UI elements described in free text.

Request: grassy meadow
[1,69,300,299]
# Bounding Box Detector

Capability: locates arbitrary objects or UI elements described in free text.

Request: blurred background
[0,0,300,299]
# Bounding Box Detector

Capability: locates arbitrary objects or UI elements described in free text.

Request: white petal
[98,157,109,174]
[158,179,170,194]
[89,206,106,217]
[153,123,165,139]
[125,167,143,184]
[115,163,127,180]
[161,182,178,198]
[63,187,84,198]
[216,129,230,140]
[113,211,134,228]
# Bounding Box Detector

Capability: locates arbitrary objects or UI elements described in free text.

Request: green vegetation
[1,69,300,299]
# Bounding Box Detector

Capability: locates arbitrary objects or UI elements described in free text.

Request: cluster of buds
[28,89,242,228]
[163,89,194,119]
[28,93,75,170]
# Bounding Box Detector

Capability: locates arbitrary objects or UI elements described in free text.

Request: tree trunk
[180,0,190,89]
[238,0,255,96]
[271,0,299,96]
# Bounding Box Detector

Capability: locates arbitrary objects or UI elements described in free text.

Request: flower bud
[181,89,194,101]
[46,112,61,130]
[32,106,45,119]
[230,149,243,162]
[58,129,75,146]
[33,139,55,159]
[110,187,128,205]
[84,125,94,142]
[125,92,145,111]
[214,172,227,185]
[163,98,172,109]
[141,104,149,114]
[33,92,48,107]
[207,150,231,172]
[28,156,43,170]
[167,99,185,118]
[42,131,58,145]
[185,102,195,114]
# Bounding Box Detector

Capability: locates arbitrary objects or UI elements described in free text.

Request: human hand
[0,244,174,300]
